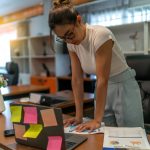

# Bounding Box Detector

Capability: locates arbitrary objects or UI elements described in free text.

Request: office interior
[0,0,150,147]
[0,0,150,149]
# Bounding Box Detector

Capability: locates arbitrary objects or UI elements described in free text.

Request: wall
[29,0,50,36]
[28,0,71,77]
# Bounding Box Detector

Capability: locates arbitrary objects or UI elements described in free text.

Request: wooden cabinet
[31,76,57,93]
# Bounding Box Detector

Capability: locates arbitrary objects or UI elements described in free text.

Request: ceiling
[1,0,150,17]
[0,0,43,16]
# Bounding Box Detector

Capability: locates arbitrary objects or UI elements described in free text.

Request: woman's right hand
[63,117,83,127]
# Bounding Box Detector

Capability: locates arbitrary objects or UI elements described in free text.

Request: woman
[49,0,144,131]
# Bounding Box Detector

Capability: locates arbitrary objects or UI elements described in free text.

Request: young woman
[49,0,144,131]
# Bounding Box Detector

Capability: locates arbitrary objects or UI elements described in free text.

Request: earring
[77,15,81,22]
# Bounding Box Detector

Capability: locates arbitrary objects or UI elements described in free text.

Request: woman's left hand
[75,119,101,132]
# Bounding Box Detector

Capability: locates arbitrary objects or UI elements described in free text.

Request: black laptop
[10,103,87,150]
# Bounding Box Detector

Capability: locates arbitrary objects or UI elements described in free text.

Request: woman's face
[53,23,85,45]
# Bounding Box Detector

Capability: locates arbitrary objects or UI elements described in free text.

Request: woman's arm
[76,39,113,131]
[94,39,113,123]
[64,51,84,126]
[69,51,84,120]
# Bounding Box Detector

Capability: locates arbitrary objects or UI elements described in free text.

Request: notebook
[10,103,87,150]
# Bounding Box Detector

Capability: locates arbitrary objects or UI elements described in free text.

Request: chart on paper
[103,127,150,149]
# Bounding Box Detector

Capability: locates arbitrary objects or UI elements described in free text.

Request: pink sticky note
[24,107,37,124]
[47,136,62,150]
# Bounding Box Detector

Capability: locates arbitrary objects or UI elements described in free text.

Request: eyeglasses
[57,24,76,41]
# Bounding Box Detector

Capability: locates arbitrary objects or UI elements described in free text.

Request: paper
[24,107,37,124]
[10,106,22,122]
[23,124,43,138]
[47,136,62,150]
[64,117,104,134]
[30,93,41,104]
[20,97,30,103]
[40,109,57,127]
[103,127,150,149]
[14,124,27,140]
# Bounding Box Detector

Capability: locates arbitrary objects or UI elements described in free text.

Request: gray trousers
[94,68,144,128]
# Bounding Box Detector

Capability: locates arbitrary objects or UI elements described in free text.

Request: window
[0,26,17,67]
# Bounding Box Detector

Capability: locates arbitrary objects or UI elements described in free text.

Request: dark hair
[49,1,78,30]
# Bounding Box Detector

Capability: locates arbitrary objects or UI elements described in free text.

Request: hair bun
[53,0,72,9]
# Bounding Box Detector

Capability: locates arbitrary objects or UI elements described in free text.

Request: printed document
[103,127,150,149]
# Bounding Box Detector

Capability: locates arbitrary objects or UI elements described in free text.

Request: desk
[50,90,94,115]
[0,100,103,150]
[0,101,150,150]
[6,90,94,116]
[1,85,49,100]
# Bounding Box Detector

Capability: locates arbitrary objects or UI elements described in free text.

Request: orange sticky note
[24,107,37,124]
[47,136,62,150]
[40,109,57,127]
[14,124,27,140]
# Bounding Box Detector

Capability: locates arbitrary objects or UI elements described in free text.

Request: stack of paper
[103,127,150,150]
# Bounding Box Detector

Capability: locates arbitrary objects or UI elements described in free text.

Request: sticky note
[14,124,27,140]
[40,109,57,127]
[47,136,62,150]
[10,106,22,122]
[23,124,43,138]
[24,107,37,124]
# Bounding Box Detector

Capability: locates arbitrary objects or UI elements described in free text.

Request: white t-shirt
[67,24,128,77]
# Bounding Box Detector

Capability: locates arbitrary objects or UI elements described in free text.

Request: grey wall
[29,0,51,36]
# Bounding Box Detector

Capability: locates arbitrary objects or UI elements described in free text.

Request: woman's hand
[75,119,100,132]
[63,117,83,127]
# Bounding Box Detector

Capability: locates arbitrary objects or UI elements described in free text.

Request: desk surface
[0,100,103,150]
[1,85,49,100]
[0,91,150,150]
[0,100,149,150]
[50,90,94,109]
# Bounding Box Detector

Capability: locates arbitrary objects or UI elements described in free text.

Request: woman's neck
[81,23,86,41]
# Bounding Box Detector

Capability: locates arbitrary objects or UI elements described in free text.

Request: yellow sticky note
[23,124,43,138]
[10,106,22,122]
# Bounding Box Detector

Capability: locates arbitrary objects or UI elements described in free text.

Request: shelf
[30,55,55,59]
[11,36,29,41]
[11,56,29,59]
[10,35,55,76]
[107,21,150,54]
[10,34,71,82]
[108,22,144,31]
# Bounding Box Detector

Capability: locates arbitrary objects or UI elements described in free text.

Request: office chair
[126,55,150,132]
[4,62,19,85]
